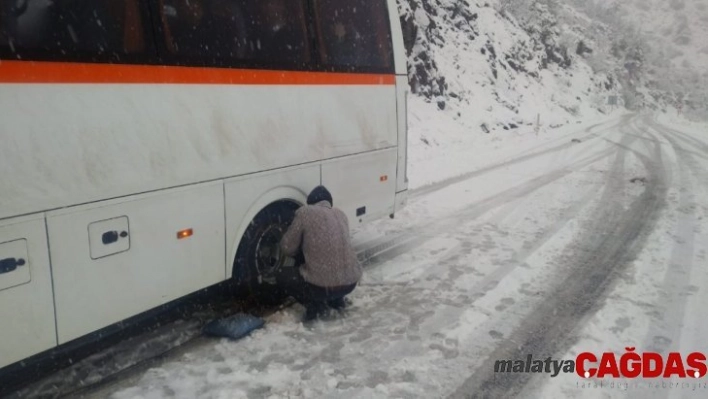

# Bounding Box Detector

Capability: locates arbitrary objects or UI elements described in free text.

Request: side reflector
[177,228,193,240]
[380,175,388,182]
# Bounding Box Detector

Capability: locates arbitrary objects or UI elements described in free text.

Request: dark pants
[275,266,356,309]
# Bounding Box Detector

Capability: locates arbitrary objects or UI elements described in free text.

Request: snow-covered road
[18,114,708,399]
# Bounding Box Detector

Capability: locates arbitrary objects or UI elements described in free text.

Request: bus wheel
[233,201,299,304]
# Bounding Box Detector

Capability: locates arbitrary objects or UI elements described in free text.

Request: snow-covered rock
[397,0,618,136]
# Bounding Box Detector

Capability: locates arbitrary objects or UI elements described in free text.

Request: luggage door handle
[0,257,26,274]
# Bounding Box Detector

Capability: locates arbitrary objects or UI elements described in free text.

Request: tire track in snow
[646,118,708,185]
[449,116,668,399]
[363,123,639,397]
[355,115,631,265]
[359,148,618,269]
[367,171,603,295]
[342,174,610,391]
[622,118,704,399]
[410,115,631,199]
[663,134,708,162]
[427,183,601,305]
[655,122,708,155]
[355,140,630,388]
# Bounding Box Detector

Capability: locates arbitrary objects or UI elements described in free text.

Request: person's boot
[327,297,347,311]
[302,302,328,323]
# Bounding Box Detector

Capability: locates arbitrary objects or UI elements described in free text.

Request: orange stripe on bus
[0,61,395,85]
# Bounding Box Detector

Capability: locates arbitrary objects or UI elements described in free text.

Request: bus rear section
[0,0,408,373]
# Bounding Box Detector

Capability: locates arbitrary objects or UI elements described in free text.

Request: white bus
[0,0,408,372]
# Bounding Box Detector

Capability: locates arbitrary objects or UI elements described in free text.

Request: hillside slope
[595,0,708,71]
[565,0,708,117]
[396,0,623,188]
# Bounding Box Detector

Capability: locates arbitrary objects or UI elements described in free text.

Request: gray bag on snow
[202,313,265,340]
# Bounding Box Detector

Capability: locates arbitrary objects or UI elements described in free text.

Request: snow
[406,94,622,190]
[656,112,708,139]
[414,7,430,27]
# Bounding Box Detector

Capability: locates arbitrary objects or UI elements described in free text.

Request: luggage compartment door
[0,214,56,369]
[47,181,225,344]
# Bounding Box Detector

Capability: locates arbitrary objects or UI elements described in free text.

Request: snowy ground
[31,107,696,399]
[405,95,622,190]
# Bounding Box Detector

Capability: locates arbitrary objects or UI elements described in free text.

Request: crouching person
[278,186,362,322]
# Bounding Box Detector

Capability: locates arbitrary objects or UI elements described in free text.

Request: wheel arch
[227,186,306,279]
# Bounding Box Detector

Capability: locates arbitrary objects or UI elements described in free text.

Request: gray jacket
[280,201,362,287]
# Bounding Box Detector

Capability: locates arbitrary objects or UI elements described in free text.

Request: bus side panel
[0,84,396,221]
[46,182,225,344]
[0,214,56,369]
[321,148,397,224]
[224,164,319,279]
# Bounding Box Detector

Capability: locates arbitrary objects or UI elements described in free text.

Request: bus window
[313,0,393,71]
[0,0,148,61]
[249,0,309,65]
[159,0,310,68]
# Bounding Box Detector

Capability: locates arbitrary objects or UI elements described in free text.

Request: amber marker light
[177,228,193,240]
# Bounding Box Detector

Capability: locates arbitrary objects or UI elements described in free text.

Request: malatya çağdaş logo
[494,349,707,379]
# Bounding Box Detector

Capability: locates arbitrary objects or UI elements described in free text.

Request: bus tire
[232,201,299,304]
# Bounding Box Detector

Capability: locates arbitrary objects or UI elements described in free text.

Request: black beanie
[307,185,333,206]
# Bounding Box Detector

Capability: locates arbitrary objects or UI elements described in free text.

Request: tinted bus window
[313,0,393,71]
[0,0,149,61]
[159,0,310,68]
